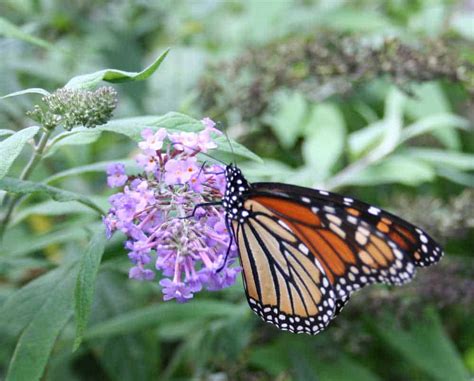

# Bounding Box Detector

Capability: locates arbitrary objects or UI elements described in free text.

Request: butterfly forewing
[250,183,442,304]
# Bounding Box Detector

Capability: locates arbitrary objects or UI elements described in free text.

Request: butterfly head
[223,164,250,221]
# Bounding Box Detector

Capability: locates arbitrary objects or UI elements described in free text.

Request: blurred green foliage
[0,1,473,380]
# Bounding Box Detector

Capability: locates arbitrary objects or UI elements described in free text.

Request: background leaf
[74,227,106,350]
[264,91,308,148]
[0,177,104,214]
[302,102,346,180]
[376,310,470,381]
[3,262,78,381]
[0,17,54,49]
[0,126,39,179]
[343,155,436,186]
[65,49,170,89]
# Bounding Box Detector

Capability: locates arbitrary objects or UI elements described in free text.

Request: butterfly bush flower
[104,119,240,302]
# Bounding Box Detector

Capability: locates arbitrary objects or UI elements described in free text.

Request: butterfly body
[222,164,443,334]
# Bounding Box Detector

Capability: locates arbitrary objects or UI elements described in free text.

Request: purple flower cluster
[103,118,240,302]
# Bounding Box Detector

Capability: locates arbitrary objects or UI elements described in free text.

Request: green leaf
[348,87,405,161]
[11,198,109,226]
[437,167,474,187]
[0,126,40,179]
[65,48,170,89]
[376,310,470,381]
[302,103,346,180]
[0,263,73,334]
[73,227,106,351]
[405,83,460,149]
[0,17,54,49]
[97,112,261,162]
[264,91,308,148]
[373,88,405,157]
[238,159,294,182]
[348,121,386,159]
[345,155,435,186]
[0,129,15,137]
[91,273,160,381]
[1,88,50,99]
[44,159,137,184]
[401,114,470,143]
[45,128,103,157]
[147,111,205,132]
[84,301,247,341]
[404,148,474,171]
[213,135,263,163]
[314,355,382,381]
[96,116,165,140]
[3,222,98,257]
[0,177,104,215]
[3,262,78,381]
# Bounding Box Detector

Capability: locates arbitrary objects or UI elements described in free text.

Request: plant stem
[0,129,52,238]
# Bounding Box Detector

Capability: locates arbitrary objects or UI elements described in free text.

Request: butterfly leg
[216,217,234,272]
[179,201,223,219]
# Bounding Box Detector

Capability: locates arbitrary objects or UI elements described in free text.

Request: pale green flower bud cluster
[27,86,118,130]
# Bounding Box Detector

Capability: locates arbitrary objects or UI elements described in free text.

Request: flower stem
[0,129,52,238]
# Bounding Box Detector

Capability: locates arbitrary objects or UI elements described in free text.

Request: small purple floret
[106,163,128,187]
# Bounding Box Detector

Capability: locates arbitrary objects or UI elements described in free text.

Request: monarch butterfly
[221,164,443,335]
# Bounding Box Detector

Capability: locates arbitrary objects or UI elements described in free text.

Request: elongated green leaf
[344,156,435,186]
[148,111,204,132]
[85,301,247,340]
[1,88,50,99]
[3,222,99,257]
[238,159,293,182]
[376,310,469,381]
[302,103,346,180]
[74,227,106,351]
[405,82,460,149]
[0,17,54,49]
[0,126,39,179]
[98,112,205,139]
[44,160,137,184]
[213,135,263,163]
[97,112,261,162]
[373,88,404,157]
[0,263,73,334]
[4,262,78,381]
[251,338,381,381]
[91,273,160,381]
[348,121,385,159]
[11,197,109,226]
[401,114,470,143]
[349,88,404,161]
[65,48,170,89]
[437,167,474,187]
[96,116,164,140]
[45,128,102,157]
[0,177,104,214]
[404,148,474,171]
[314,355,382,381]
[0,129,15,137]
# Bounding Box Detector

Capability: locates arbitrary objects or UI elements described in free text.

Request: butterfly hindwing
[231,200,337,335]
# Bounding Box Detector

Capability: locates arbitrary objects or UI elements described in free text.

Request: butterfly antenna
[220,123,236,165]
